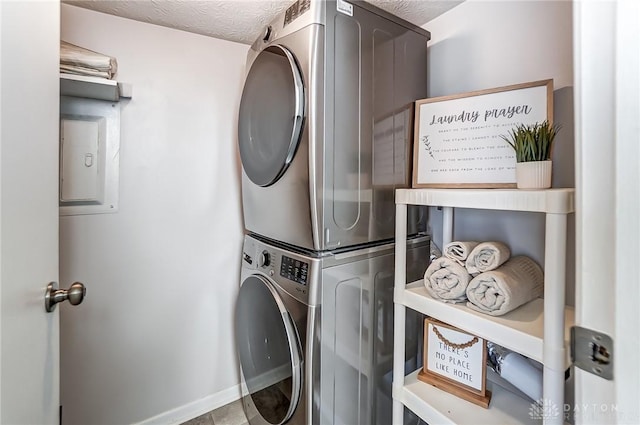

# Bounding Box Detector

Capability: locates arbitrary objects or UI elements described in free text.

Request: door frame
[573,0,640,423]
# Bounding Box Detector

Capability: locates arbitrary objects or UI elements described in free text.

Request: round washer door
[235,275,302,425]
[238,45,305,187]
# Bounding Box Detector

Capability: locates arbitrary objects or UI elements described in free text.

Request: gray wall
[423,0,576,305]
[59,5,248,424]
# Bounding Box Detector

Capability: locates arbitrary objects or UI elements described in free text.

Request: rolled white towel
[60,41,118,79]
[465,241,511,275]
[424,256,472,303]
[443,241,480,266]
[466,256,543,316]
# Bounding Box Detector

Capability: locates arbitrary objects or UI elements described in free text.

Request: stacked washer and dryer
[234,1,431,424]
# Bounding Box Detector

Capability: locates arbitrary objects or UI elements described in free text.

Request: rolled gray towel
[466,256,543,316]
[424,256,472,303]
[465,241,511,275]
[444,241,480,266]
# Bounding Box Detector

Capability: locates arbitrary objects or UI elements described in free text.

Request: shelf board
[60,73,132,101]
[397,282,575,364]
[397,369,541,425]
[396,188,575,214]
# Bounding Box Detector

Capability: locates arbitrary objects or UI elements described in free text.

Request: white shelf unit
[392,188,575,425]
[60,73,132,101]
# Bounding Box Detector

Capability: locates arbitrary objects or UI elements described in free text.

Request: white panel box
[60,118,104,202]
[60,96,121,215]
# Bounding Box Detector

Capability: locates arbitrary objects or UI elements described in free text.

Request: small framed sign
[412,79,553,188]
[419,318,492,408]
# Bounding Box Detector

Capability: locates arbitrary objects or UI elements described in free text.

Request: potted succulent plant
[501,120,561,189]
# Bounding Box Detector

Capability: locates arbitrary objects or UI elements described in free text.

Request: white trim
[573,1,617,423]
[615,0,640,422]
[0,0,4,418]
[134,384,242,425]
[574,0,640,423]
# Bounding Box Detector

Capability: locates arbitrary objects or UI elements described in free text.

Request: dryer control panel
[241,235,319,305]
[280,255,308,286]
[242,241,276,275]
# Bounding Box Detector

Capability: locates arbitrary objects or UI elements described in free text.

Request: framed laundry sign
[412,79,553,188]
[419,318,492,408]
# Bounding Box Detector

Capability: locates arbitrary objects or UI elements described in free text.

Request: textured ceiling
[63,0,463,45]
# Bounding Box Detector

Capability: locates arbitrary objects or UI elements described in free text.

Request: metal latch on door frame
[570,326,614,380]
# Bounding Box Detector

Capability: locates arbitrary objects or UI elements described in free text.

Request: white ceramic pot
[515,160,552,189]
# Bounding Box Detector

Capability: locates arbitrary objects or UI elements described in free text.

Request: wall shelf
[398,282,574,366]
[396,370,540,424]
[392,188,575,425]
[395,188,575,214]
[60,73,132,101]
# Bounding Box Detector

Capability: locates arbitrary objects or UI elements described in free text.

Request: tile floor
[181,399,249,425]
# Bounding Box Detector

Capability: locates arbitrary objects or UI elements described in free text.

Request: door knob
[45,281,86,313]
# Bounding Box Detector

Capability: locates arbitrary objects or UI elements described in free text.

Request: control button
[243,253,253,265]
[258,250,271,268]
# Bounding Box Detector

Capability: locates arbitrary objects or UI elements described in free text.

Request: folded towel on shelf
[60,41,118,79]
[466,256,543,316]
[60,64,111,79]
[444,241,480,266]
[465,241,511,275]
[424,256,472,303]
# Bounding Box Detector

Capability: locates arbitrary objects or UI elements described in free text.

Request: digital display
[280,255,309,285]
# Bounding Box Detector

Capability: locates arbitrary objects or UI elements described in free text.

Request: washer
[234,234,429,425]
[238,0,430,252]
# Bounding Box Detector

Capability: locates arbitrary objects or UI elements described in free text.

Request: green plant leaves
[500,120,561,162]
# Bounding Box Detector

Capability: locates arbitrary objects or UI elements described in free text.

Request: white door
[0,1,62,423]
[574,0,640,423]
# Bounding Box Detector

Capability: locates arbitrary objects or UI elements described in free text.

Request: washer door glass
[235,275,302,425]
[238,45,305,187]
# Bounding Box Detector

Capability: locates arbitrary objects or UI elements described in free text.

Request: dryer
[238,0,430,252]
[234,234,429,425]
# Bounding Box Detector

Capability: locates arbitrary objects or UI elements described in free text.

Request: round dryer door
[235,275,302,424]
[238,45,305,187]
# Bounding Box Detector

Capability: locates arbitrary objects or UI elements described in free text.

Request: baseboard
[135,384,242,425]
